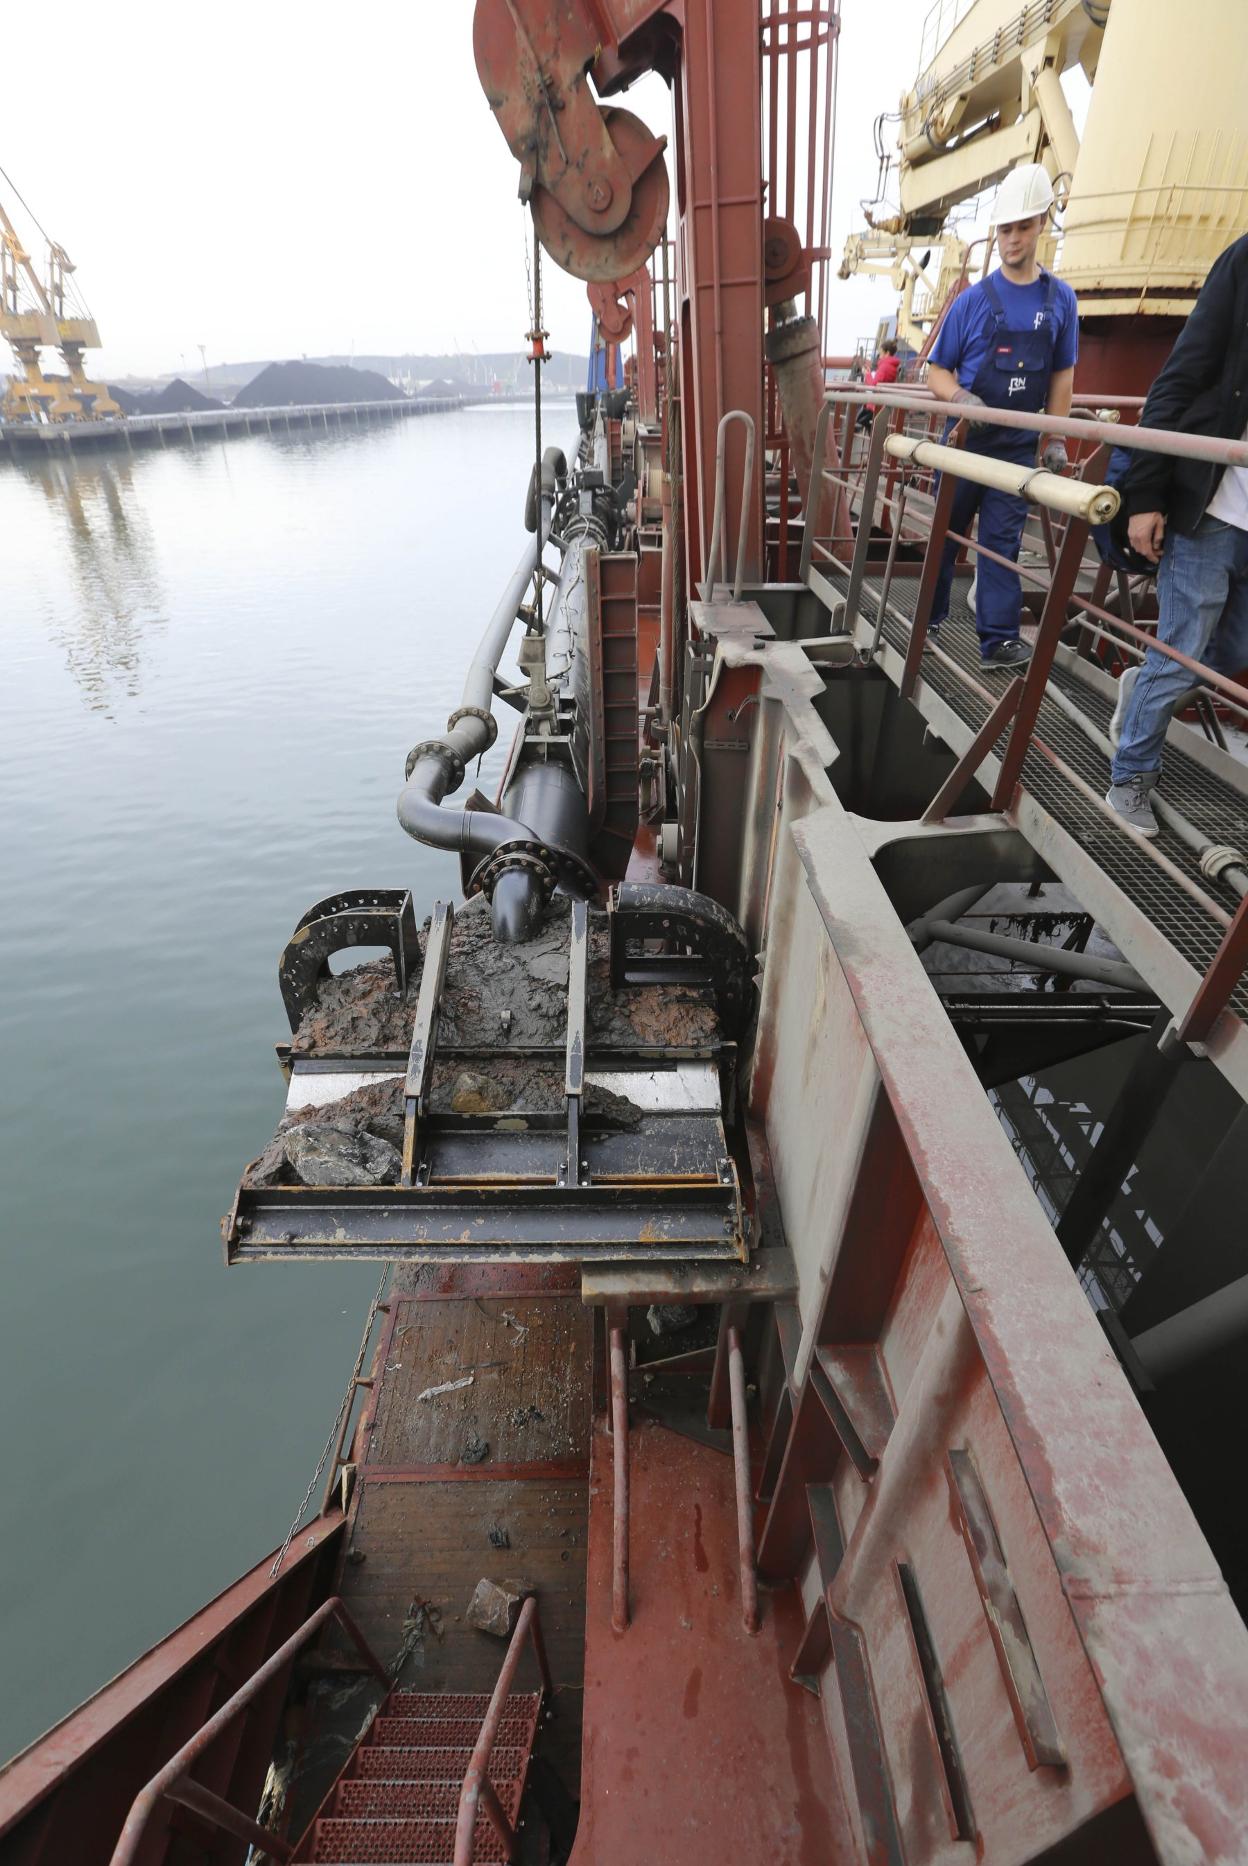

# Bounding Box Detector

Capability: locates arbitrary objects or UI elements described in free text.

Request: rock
[247,1134,292,1187]
[282,1121,401,1187]
[466,1577,528,1638]
[461,1433,490,1465]
[647,1302,698,1337]
[488,1525,511,1549]
[451,1071,494,1114]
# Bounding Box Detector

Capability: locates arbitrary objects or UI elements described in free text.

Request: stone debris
[466,1577,528,1638]
[244,1043,647,1189]
[487,1525,511,1550]
[281,1121,401,1188]
[647,1302,699,1337]
[461,1433,490,1465]
[417,1374,475,1402]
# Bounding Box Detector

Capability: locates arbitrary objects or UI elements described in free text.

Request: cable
[0,159,53,247]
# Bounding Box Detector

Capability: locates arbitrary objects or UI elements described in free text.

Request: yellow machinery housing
[841,0,1248,385]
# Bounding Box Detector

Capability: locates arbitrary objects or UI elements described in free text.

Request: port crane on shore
[0,175,118,422]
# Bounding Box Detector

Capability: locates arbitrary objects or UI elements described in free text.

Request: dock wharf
[0,391,552,461]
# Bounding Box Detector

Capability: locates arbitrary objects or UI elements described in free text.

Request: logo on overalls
[1008,376,1028,396]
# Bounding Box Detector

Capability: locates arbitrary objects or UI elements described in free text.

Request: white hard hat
[992,164,1054,225]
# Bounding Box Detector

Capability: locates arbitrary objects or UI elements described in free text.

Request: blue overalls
[931,270,1060,651]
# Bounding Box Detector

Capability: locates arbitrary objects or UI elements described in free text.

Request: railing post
[798,400,830,583]
[901,423,965,700]
[727,1326,760,1633]
[990,477,1100,811]
[1177,893,1248,1045]
[610,1323,630,1632]
[842,412,892,636]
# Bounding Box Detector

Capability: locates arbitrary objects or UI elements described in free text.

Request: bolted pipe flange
[466,841,558,905]
[1198,843,1248,885]
[447,704,498,749]
[405,739,466,785]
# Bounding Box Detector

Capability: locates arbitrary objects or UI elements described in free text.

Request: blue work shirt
[930,271,1079,390]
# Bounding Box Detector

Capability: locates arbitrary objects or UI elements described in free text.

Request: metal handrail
[805,395,1248,1039]
[704,409,757,601]
[453,1594,553,1866]
[109,1596,389,1866]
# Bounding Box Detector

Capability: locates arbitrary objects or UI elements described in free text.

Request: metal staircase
[294,1688,542,1864]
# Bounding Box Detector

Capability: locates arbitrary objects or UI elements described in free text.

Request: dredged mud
[290,895,718,1056]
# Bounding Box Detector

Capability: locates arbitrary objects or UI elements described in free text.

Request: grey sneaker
[1109,664,1139,748]
[1105,776,1160,837]
[981,637,1032,669]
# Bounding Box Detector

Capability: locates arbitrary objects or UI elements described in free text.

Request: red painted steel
[0,1512,344,1864]
[609,1324,630,1632]
[109,1596,388,1866]
[452,1598,551,1866]
[1178,892,1248,1046]
[572,1418,848,1862]
[777,803,1248,1861]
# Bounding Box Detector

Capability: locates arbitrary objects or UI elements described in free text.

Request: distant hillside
[232,360,405,408]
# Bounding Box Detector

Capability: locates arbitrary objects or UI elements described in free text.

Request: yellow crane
[841,0,1248,382]
[1,176,119,422]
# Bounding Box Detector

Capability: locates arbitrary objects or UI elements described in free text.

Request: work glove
[1041,438,1069,473]
[952,388,989,428]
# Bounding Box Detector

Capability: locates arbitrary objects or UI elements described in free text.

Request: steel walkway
[813,557,1248,1089]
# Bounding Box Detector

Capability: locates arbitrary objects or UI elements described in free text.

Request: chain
[269,1260,392,1578]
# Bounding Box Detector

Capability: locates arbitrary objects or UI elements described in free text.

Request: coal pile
[415,376,471,399]
[147,377,223,413]
[233,360,405,408]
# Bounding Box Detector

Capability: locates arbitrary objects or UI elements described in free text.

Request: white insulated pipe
[883,433,1121,525]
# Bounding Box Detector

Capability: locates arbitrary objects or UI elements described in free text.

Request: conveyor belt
[843,567,1248,1024]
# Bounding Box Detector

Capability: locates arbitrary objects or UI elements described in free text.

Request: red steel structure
[4,5,1248,1865]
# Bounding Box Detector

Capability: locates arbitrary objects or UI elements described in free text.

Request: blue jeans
[1111,514,1248,783]
[931,458,1031,652]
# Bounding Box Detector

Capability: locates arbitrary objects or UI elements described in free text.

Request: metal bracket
[608,882,752,1035]
[278,889,420,1034]
[561,900,590,1188]
[401,900,454,1187]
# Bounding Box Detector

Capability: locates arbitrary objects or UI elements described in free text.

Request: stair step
[372,1714,534,1748]
[309,1815,507,1864]
[388,1691,515,1717]
[354,1745,525,1782]
[333,1778,522,1821]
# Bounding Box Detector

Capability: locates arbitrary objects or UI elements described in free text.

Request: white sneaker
[1109,664,1138,749]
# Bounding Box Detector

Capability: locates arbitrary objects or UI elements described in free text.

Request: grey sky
[3,0,932,379]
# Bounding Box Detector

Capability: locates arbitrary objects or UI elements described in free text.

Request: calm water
[0,405,557,1761]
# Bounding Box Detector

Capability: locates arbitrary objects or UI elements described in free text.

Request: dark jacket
[1123,233,1248,532]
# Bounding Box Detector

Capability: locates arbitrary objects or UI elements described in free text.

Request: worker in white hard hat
[926,163,1079,668]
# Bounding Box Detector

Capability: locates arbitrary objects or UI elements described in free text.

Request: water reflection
[28,453,165,716]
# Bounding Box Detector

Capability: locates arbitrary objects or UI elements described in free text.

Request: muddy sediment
[290,895,718,1056]
[245,1055,647,1189]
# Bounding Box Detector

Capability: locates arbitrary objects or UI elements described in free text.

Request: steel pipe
[727,1326,760,1634]
[842,387,1248,471]
[922,917,1147,991]
[883,434,1120,524]
[396,456,568,863]
[610,1324,630,1633]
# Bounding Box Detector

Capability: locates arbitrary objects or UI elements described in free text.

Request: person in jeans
[925,164,1077,668]
[1109,233,1248,834]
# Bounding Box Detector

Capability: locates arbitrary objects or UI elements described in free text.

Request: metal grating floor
[843,567,1248,1024]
